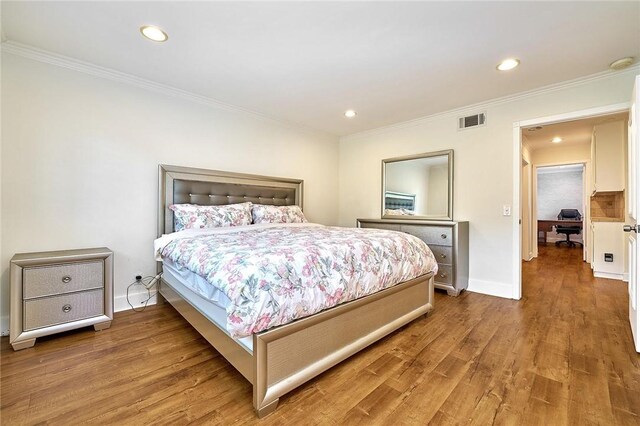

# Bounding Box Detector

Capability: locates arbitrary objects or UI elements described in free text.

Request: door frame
[521,156,533,261]
[512,102,630,300]
[531,161,588,261]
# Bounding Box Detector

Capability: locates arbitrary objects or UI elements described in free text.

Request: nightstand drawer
[429,245,452,265]
[23,289,104,331]
[23,261,104,299]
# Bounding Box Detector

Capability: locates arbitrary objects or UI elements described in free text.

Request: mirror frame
[381,149,454,221]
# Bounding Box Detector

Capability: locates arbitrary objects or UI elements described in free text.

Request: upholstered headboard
[384,191,416,211]
[158,165,303,236]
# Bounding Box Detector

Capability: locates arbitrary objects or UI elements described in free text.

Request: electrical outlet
[604,253,613,262]
[503,205,511,216]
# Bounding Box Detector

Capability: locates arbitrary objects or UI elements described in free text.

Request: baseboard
[593,271,625,281]
[114,288,158,313]
[0,315,9,337]
[467,279,513,299]
[623,273,629,282]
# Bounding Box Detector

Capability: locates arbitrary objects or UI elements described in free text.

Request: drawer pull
[439,253,447,259]
[439,273,447,278]
[440,234,447,239]
[62,276,72,283]
[62,304,72,313]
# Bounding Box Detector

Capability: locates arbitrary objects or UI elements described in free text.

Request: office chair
[555,209,583,248]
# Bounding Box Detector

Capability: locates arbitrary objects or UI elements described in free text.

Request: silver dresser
[358,219,469,296]
[10,247,113,350]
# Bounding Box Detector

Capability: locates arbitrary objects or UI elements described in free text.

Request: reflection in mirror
[382,150,453,220]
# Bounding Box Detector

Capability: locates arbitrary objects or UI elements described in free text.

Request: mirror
[382,150,453,220]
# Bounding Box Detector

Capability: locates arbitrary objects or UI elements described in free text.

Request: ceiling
[2,2,639,136]
[524,112,628,151]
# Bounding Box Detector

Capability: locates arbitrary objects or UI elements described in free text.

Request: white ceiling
[524,112,628,151]
[2,2,639,136]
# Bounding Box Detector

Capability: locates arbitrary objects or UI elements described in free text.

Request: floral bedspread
[157,223,437,338]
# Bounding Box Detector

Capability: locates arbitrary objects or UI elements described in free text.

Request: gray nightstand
[10,247,113,350]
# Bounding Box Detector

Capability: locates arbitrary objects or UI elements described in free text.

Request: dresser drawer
[400,225,453,246]
[23,260,104,299]
[434,265,453,285]
[429,245,453,265]
[23,289,104,331]
[359,222,401,232]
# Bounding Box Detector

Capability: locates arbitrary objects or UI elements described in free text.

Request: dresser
[357,219,469,296]
[10,247,114,350]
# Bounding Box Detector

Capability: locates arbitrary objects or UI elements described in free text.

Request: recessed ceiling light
[344,110,357,118]
[551,137,563,143]
[497,58,520,71]
[610,57,635,71]
[140,25,168,42]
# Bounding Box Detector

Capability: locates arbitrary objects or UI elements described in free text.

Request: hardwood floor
[2,244,639,425]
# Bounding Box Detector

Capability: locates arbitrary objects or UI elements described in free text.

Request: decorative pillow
[169,202,253,231]
[251,204,307,224]
[384,208,416,216]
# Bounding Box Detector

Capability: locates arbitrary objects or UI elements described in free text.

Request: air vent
[458,112,486,130]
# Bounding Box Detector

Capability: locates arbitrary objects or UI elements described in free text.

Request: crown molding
[342,64,640,142]
[0,41,336,139]
[3,40,637,142]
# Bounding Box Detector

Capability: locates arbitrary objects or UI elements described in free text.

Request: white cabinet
[592,121,626,192]
[592,222,625,279]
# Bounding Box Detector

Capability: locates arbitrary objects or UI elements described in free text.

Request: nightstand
[10,247,113,350]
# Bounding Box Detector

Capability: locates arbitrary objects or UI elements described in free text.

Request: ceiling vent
[458,112,486,130]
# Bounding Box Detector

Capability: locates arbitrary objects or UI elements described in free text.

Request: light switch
[503,205,511,216]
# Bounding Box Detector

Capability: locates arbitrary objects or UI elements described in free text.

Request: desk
[538,220,583,243]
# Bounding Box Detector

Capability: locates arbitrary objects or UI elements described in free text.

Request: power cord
[126,272,162,312]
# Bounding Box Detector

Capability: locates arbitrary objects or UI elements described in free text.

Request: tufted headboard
[384,191,416,211]
[158,164,303,236]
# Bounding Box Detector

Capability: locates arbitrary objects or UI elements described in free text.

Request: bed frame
[157,164,435,417]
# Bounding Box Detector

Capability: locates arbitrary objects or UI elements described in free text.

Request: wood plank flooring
[2,245,639,425]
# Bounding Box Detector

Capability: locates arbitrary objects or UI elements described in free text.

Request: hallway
[521,244,638,424]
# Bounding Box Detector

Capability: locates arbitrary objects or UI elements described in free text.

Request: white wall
[532,143,591,165]
[427,165,448,216]
[386,160,429,212]
[537,169,583,221]
[0,53,340,333]
[0,46,3,332]
[339,69,637,298]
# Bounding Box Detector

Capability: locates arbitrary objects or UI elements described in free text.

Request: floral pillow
[169,202,253,231]
[251,204,307,224]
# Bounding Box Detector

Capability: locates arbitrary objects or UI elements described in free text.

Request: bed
[156,165,436,417]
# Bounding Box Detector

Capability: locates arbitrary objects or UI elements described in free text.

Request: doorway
[512,102,630,299]
[535,163,586,260]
